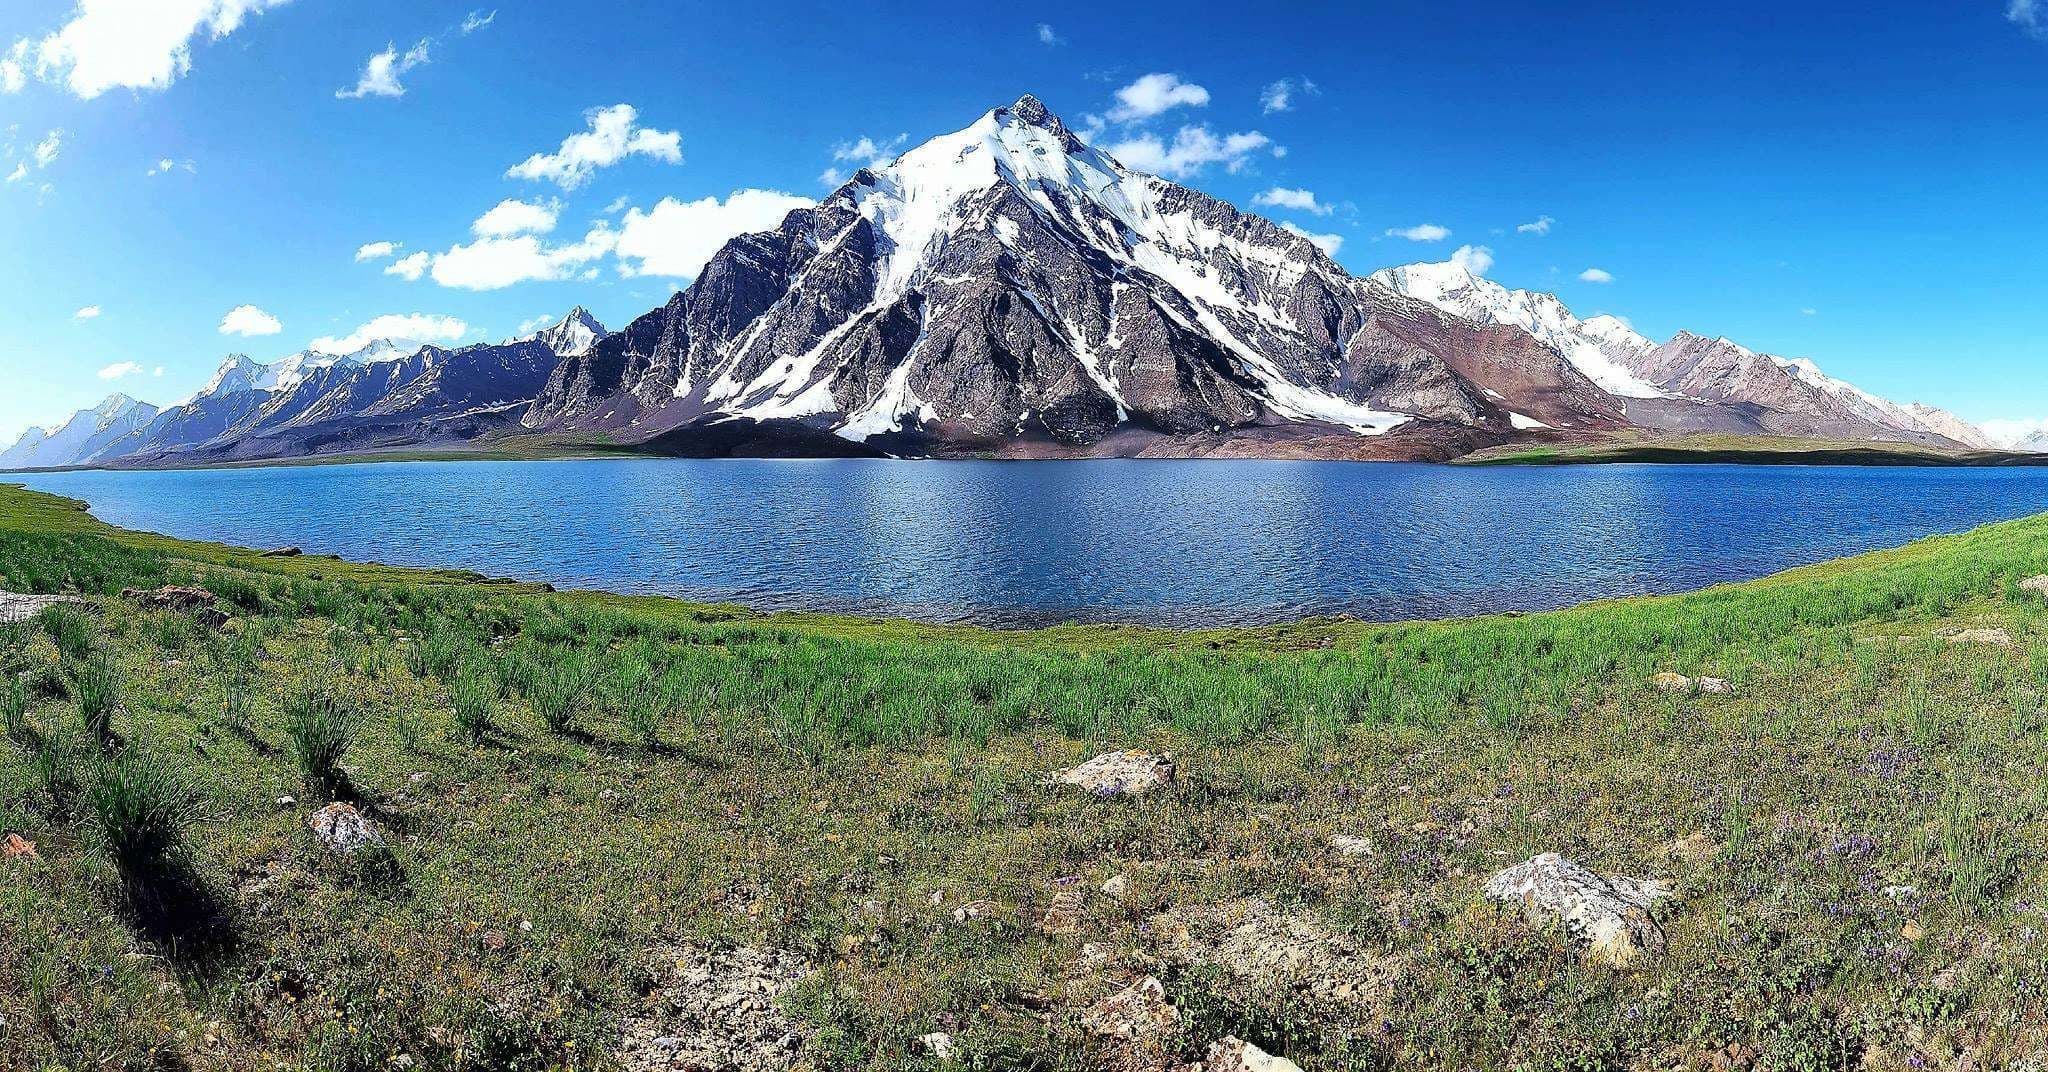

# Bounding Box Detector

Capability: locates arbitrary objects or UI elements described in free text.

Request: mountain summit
[526,95,1624,456]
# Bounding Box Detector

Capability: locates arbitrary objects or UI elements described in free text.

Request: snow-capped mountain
[1377,263,1988,450]
[0,394,160,470]
[512,307,605,358]
[1368,262,1664,399]
[528,95,1624,456]
[11,317,594,470]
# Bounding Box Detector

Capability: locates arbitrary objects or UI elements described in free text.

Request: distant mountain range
[1,99,2017,470]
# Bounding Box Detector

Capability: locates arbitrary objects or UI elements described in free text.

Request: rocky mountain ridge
[0,97,2004,470]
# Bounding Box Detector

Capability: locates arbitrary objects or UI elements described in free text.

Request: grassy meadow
[7,480,2048,1069]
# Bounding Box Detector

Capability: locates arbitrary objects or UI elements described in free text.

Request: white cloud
[310,313,469,355]
[1385,223,1451,242]
[1450,244,1495,275]
[1,41,28,93]
[354,240,400,262]
[517,312,558,333]
[1258,77,1316,115]
[153,366,164,377]
[145,157,194,176]
[1108,125,1272,178]
[507,104,681,190]
[1106,73,1209,122]
[73,305,100,319]
[1035,23,1062,45]
[2012,0,2044,37]
[424,228,614,290]
[97,361,141,379]
[16,0,293,99]
[336,39,429,100]
[602,195,630,215]
[1578,267,1614,283]
[1252,187,1331,215]
[817,167,845,187]
[460,9,496,34]
[32,130,60,168]
[472,197,559,237]
[1279,222,1342,257]
[1516,215,1555,236]
[614,189,815,279]
[384,251,429,280]
[218,304,282,336]
[4,163,23,184]
[1800,307,1818,316]
[832,133,906,168]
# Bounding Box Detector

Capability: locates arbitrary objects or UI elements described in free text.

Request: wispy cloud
[1106,73,1209,122]
[354,240,401,262]
[1108,125,1273,178]
[7,0,293,100]
[507,104,682,190]
[73,305,100,320]
[218,305,282,336]
[336,39,430,99]
[1578,267,1614,283]
[1035,23,1063,45]
[97,361,142,380]
[1252,187,1332,215]
[2011,0,2045,38]
[145,157,195,176]
[1280,222,1342,257]
[1451,244,1495,275]
[1385,224,1451,242]
[1516,215,1555,236]
[460,9,497,35]
[1259,77,1317,114]
[310,313,470,355]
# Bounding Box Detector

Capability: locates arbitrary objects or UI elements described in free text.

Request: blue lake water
[13,459,2048,627]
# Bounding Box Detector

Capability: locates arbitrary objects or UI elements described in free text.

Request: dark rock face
[522,96,1628,458]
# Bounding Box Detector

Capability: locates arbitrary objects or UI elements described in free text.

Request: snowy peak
[195,353,262,401]
[531,307,605,357]
[1370,260,1666,399]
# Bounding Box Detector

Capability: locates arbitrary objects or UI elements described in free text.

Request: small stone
[1696,677,1733,694]
[1903,921,1927,941]
[951,900,999,924]
[1204,1035,1304,1072]
[1482,853,1673,965]
[1081,975,1178,1041]
[1101,873,1130,901]
[308,802,384,855]
[1651,672,1692,692]
[918,1032,955,1061]
[1950,628,2015,649]
[277,795,296,807]
[1331,834,1375,857]
[1041,888,1088,934]
[2021,575,2048,597]
[259,546,303,558]
[1054,750,1177,797]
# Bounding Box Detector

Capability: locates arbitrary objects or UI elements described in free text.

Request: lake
[14,459,2048,628]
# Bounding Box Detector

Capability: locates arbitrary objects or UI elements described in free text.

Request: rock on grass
[308,803,383,855]
[1054,750,1176,797]
[1482,853,1673,966]
[618,945,810,1072]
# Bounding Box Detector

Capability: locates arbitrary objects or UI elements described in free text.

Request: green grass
[6,480,2048,1068]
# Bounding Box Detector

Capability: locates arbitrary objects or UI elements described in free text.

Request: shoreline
[5,430,2043,477]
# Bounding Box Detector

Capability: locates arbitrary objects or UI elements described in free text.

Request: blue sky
[2,0,2044,443]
